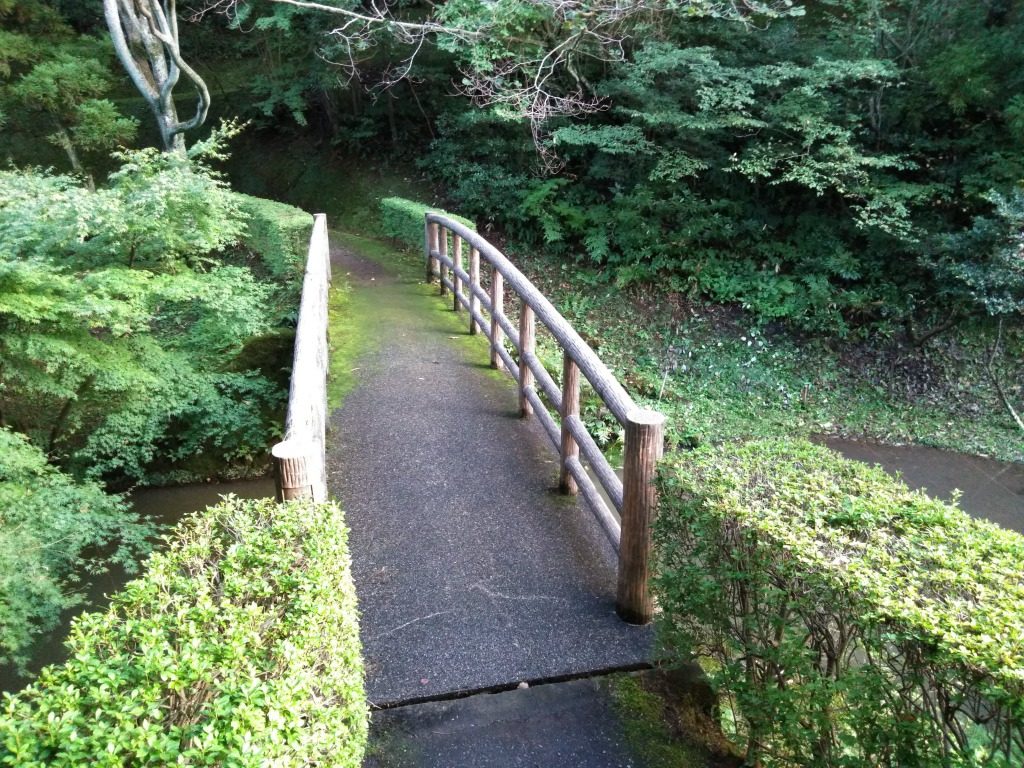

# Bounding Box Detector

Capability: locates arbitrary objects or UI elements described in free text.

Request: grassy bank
[516,256,1024,463]
[332,226,1023,464]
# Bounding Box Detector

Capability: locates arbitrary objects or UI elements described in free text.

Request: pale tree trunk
[52,122,96,192]
[103,0,209,153]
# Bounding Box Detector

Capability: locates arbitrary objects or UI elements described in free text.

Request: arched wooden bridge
[271,214,664,708]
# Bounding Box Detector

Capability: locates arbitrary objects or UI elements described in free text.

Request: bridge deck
[325,239,651,708]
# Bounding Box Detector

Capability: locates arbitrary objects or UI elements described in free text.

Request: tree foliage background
[409,0,1024,335]
[184,0,1024,336]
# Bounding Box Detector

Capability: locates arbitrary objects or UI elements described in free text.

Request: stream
[824,438,1024,534]
[0,477,276,695]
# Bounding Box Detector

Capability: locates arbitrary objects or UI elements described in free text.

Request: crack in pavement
[370,610,458,641]
[470,582,567,603]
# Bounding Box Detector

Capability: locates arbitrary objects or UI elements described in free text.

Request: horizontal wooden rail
[564,455,622,547]
[272,213,331,503]
[426,213,665,624]
[565,415,624,512]
[430,218,635,422]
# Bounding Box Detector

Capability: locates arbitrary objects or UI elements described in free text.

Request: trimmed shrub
[654,439,1024,768]
[380,196,475,252]
[0,496,368,767]
[234,193,312,279]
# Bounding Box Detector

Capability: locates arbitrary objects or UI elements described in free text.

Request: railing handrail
[272,213,331,503]
[425,214,637,423]
[425,212,665,624]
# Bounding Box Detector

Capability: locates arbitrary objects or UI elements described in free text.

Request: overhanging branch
[195,0,798,159]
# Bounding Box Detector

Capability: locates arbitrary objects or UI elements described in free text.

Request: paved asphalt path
[325,240,652,709]
[365,678,647,768]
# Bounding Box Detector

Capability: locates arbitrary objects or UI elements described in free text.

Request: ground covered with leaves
[516,251,1024,464]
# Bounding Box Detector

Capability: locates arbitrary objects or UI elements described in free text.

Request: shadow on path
[366,678,646,768]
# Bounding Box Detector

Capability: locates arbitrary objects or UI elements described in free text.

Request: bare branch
[985,318,1024,434]
[194,0,479,38]
[191,0,798,159]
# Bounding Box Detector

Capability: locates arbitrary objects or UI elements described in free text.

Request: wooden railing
[272,213,331,503]
[425,213,666,624]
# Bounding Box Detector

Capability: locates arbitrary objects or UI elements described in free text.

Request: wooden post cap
[625,409,666,428]
[272,438,312,460]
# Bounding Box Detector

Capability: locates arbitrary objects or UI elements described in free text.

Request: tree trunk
[53,122,95,192]
[407,79,436,140]
[47,375,95,455]
[104,0,209,153]
[386,93,399,147]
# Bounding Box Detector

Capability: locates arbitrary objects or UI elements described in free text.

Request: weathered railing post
[273,440,314,501]
[469,247,481,335]
[559,352,580,495]
[490,269,504,370]
[519,302,535,417]
[426,221,438,283]
[453,235,463,312]
[439,228,449,297]
[616,409,666,624]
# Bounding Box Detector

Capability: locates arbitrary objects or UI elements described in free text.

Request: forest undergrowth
[225,133,1024,465]
[520,251,1024,464]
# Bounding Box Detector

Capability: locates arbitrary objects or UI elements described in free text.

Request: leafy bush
[0,151,245,273]
[0,428,153,670]
[0,149,303,484]
[654,439,1024,767]
[380,196,475,252]
[0,496,368,767]
[234,192,312,280]
[928,189,1024,319]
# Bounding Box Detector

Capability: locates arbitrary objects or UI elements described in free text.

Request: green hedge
[654,439,1024,768]
[0,497,368,767]
[380,196,475,252]
[234,193,312,279]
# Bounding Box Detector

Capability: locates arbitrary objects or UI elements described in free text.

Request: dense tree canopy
[0,130,286,483]
[0,2,137,186]
[174,0,1024,337]
[402,0,1024,335]
[0,123,299,664]
[198,0,800,143]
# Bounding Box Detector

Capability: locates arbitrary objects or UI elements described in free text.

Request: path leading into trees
[324,238,652,711]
